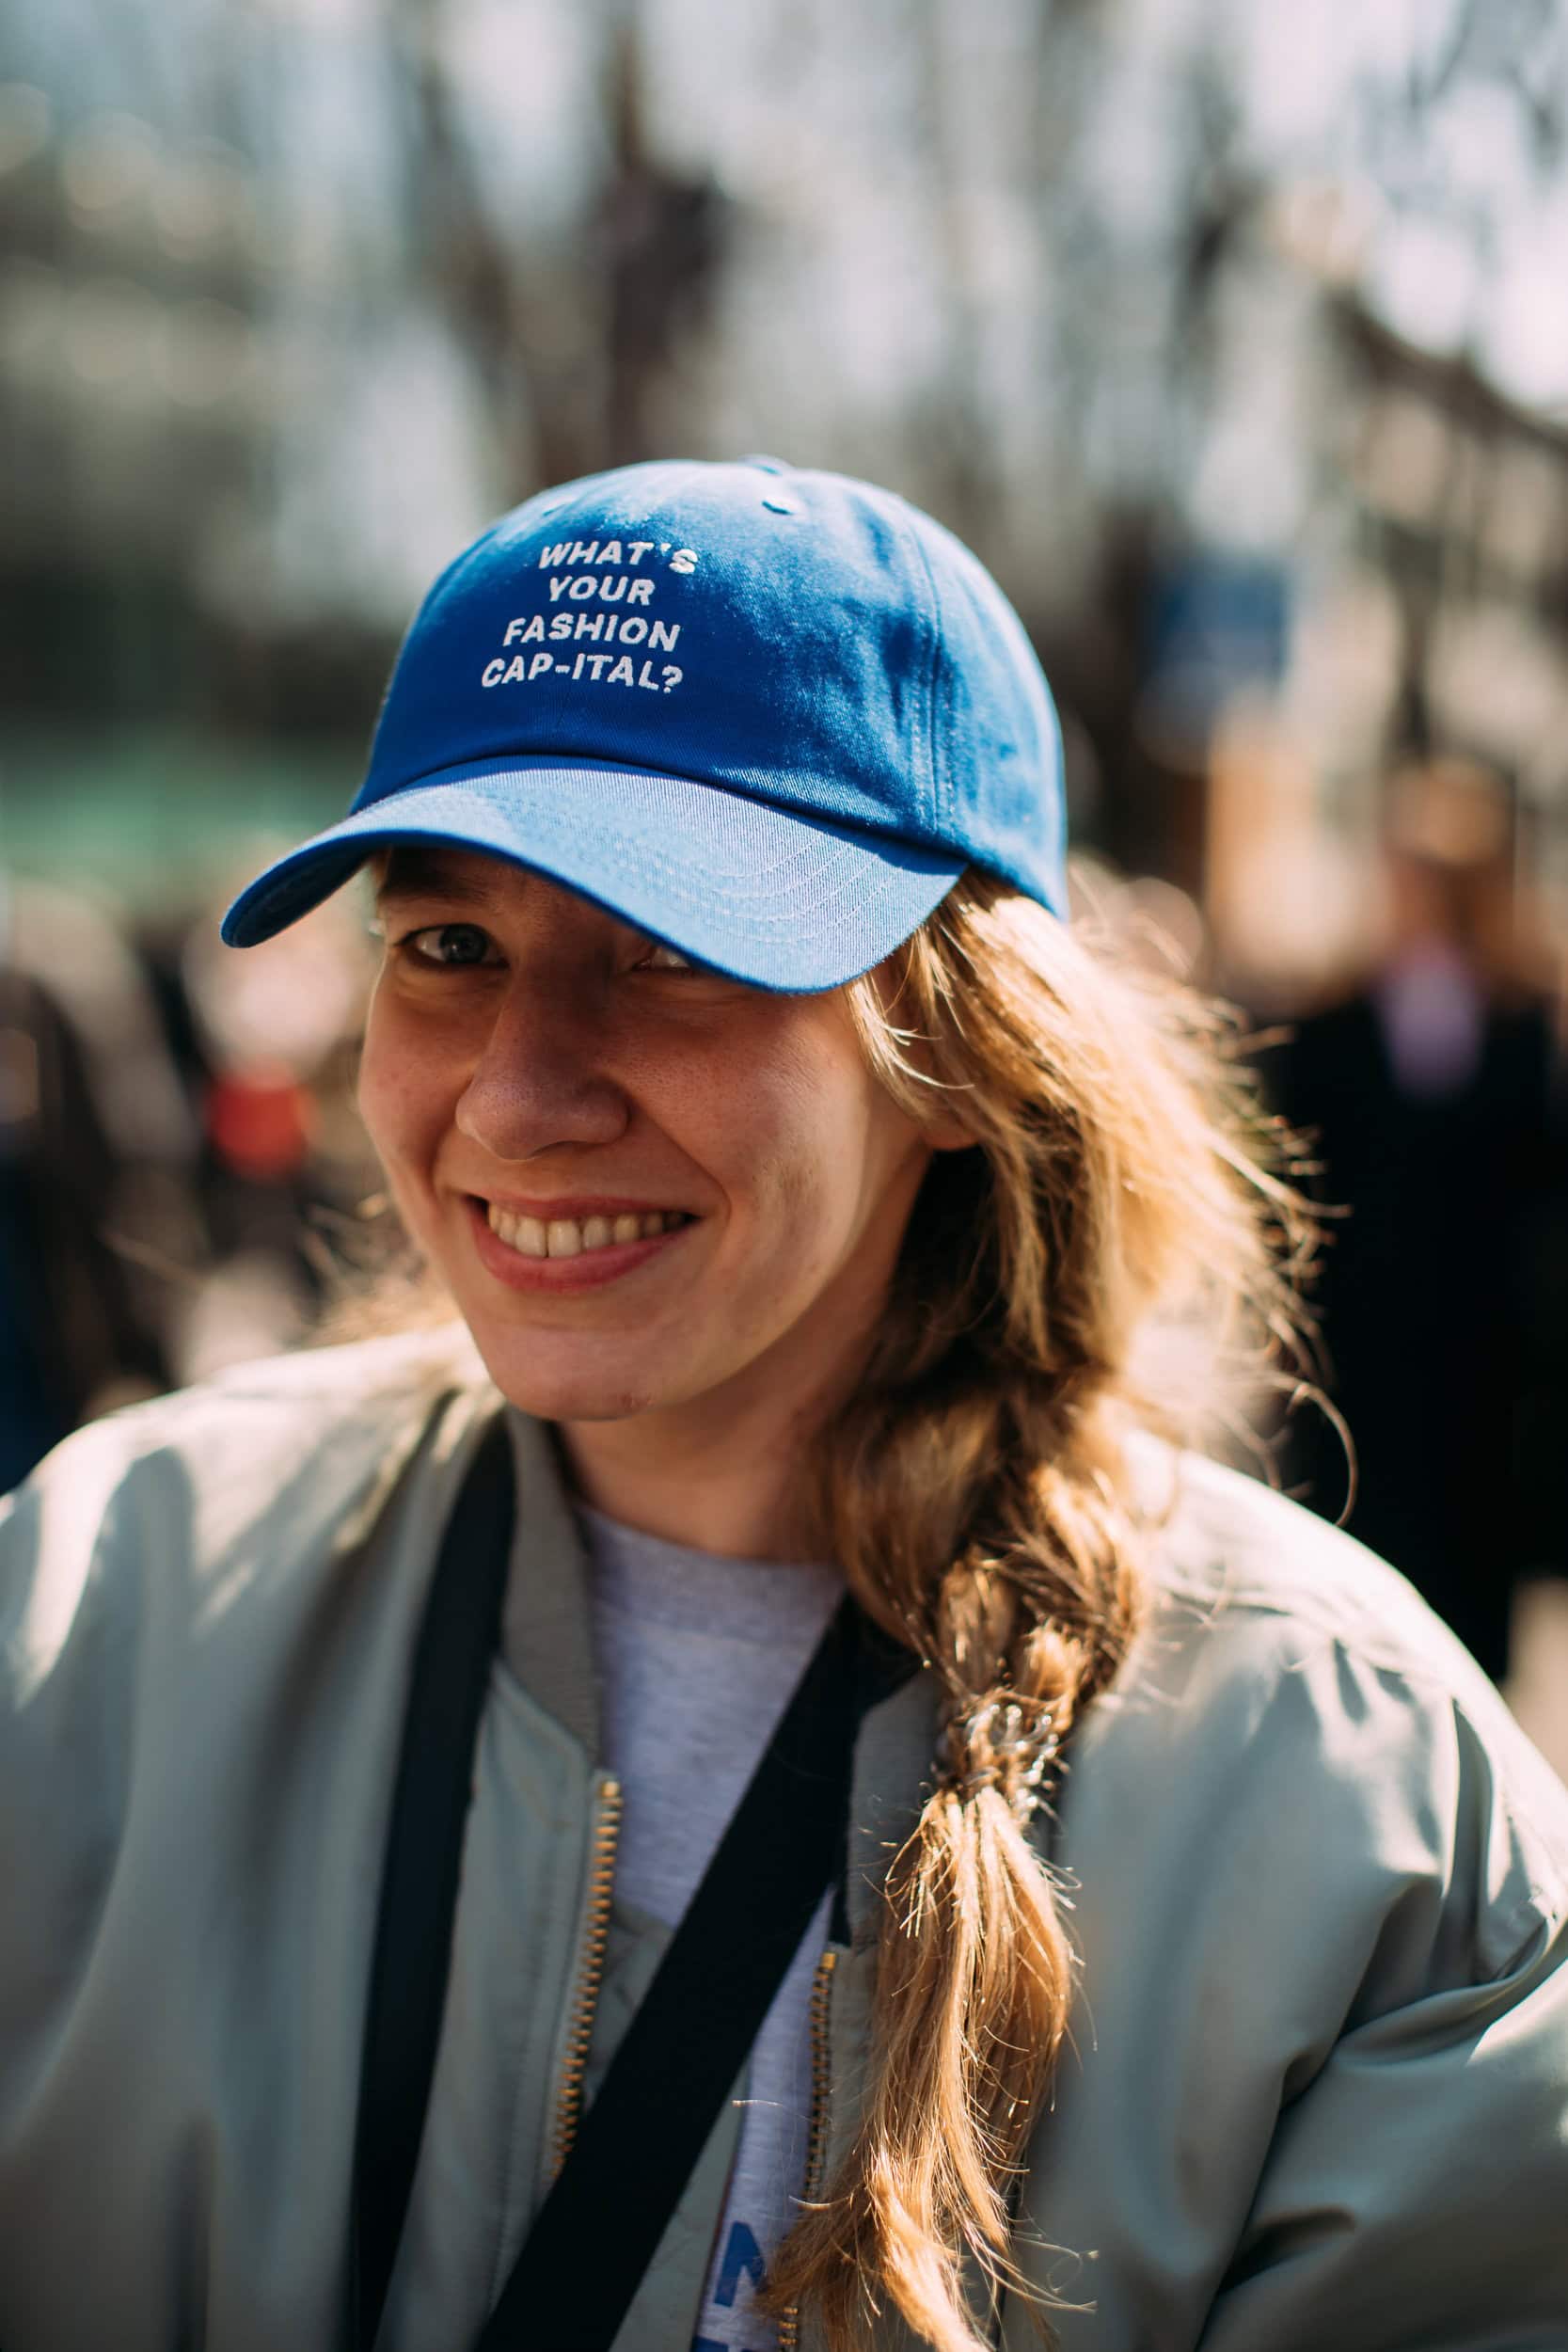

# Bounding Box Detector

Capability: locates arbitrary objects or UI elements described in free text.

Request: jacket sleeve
[1197,1701,1568,2350]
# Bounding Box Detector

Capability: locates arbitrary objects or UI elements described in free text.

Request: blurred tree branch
[385,0,726,497]
[385,0,602,490]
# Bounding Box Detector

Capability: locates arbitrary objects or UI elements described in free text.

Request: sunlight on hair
[764,871,1320,2352]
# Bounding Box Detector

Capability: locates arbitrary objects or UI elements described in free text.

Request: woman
[2,458,1565,2352]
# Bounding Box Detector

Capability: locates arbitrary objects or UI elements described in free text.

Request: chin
[467,1329,659,1424]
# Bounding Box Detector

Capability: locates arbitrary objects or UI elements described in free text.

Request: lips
[463,1193,697,1293]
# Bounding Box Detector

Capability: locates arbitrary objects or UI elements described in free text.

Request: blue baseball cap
[222,456,1067,991]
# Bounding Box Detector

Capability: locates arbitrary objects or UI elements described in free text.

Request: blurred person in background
[0,870,196,1487]
[163,885,379,1379]
[2,463,1566,2352]
[1271,758,1566,1684]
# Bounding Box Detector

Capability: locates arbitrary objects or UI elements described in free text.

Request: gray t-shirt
[579,1506,844,2352]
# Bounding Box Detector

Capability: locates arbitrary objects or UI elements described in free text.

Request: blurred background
[2,0,1567,1743]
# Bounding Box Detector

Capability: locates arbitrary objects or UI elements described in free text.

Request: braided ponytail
[763,876,1313,2350]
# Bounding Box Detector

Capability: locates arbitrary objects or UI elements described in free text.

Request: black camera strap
[349,1418,913,2352]
[350,1417,517,2350]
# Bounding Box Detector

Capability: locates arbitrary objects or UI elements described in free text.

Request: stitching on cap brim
[221,765,964,993]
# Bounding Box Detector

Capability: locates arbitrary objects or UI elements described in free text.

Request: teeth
[486,1203,684,1260]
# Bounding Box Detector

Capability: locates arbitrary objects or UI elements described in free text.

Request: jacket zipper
[549,1774,623,2176]
[777,1946,838,2352]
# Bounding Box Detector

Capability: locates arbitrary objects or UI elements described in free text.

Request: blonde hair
[762,871,1313,2351]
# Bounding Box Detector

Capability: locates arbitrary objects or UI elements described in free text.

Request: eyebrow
[373,848,514,912]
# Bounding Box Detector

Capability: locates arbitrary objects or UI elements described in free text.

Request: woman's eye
[404,922,500,968]
[636,940,694,973]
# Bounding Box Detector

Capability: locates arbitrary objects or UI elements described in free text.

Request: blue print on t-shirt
[692,2219,771,2349]
[713,2220,768,2306]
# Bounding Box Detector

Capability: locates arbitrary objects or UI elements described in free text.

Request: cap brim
[221,757,965,993]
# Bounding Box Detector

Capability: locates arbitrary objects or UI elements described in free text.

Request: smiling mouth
[483,1202,694,1260]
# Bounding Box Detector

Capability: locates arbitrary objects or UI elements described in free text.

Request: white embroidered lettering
[480,542,695,691]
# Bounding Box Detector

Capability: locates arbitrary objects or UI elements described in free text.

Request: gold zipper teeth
[551,1777,623,2175]
[778,1946,838,2352]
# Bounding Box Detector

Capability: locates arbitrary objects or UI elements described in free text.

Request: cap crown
[358,457,1066,914]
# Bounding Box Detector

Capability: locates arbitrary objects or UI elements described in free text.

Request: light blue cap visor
[221,757,965,994]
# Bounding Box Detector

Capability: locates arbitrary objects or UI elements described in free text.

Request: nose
[454,975,630,1163]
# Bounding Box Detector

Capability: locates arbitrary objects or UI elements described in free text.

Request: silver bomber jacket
[2,1327,1567,2351]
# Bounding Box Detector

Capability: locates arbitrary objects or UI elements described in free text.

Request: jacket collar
[498,1408,600,1758]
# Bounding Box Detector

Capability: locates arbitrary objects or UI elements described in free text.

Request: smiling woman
[2,458,1567,2352]
[358,846,949,1504]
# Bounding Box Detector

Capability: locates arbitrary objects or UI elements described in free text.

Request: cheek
[702,1032,893,1247]
[357,1007,447,1187]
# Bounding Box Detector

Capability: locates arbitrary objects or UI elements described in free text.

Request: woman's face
[357,847,944,1432]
